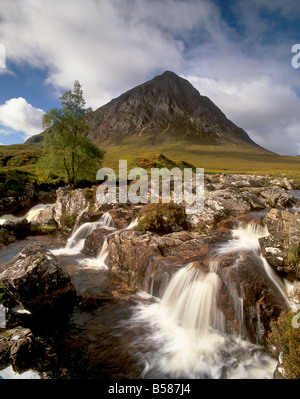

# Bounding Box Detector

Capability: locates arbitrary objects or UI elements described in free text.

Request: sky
[0,0,299,155]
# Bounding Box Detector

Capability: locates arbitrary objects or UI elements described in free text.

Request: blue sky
[0,0,299,155]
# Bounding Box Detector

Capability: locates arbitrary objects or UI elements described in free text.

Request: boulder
[107,229,216,297]
[187,188,252,229]
[7,327,59,374]
[0,228,16,247]
[216,251,290,344]
[82,227,112,257]
[54,186,90,228]
[259,209,300,279]
[258,187,296,209]
[0,242,77,316]
[109,206,142,230]
[34,204,57,226]
[0,218,30,240]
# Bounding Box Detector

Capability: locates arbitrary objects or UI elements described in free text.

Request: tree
[42,80,105,184]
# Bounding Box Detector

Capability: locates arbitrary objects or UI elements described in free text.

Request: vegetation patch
[267,310,300,379]
[137,203,187,234]
[287,244,300,278]
[130,153,195,171]
[60,214,77,229]
[29,223,58,235]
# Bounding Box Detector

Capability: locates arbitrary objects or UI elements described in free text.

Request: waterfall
[125,221,283,379]
[217,221,269,254]
[76,217,138,269]
[160,262,226,340]
[52,212,114,256]
[217,221,291,308]
[0,203,54,225]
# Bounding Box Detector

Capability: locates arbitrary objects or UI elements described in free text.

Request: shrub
[267,310,300,379]
[137,203,187,233]
[83,187,95,201]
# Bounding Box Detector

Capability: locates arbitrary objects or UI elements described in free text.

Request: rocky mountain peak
[86,70,257,147]
[27,70,261,150]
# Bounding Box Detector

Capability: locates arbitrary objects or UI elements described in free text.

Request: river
[1,194,299,379]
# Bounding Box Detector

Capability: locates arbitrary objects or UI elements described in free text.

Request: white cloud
[187,75,300,155]
[0,0,194,108]
[0,98,44,139]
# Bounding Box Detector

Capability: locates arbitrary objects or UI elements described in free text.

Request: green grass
[100,137,300,179]
[1,139,300,191]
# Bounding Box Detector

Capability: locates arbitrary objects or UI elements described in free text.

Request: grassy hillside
[1,141,300,191]
[100,136,300,178]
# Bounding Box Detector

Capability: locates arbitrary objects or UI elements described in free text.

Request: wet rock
[187,188,252,229]
[217,251,289,344]
[109,206,141,230]
[34,204,57,226]
[0,218,30,240]
[0,242,77,316]
[273,352,289,379]
[0,228,16,247]
[259,209,300,279]
[82,227,112,257]
[107,230,211,297]
[76,211,105,226]
[0,334,9,369]
[0,183,36,216]
[8,326,59,374]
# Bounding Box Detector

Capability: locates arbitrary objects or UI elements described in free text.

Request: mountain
[27,71,263,152]
[86,71,260,148]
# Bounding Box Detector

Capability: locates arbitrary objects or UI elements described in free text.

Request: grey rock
[0,242,77,315]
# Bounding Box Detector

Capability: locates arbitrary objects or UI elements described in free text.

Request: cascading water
[0,203,54,225]
[52,212,114,256]
[77,217,138,269]
[124,221,288,379]
[2,204,295,379]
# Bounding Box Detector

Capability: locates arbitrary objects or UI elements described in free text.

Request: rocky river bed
[0,173,299,379]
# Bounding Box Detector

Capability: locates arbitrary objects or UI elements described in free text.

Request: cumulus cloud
[0,0,192,107]
[0,97,44,139]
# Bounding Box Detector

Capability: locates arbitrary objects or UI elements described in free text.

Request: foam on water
[124,222,283,379]
[52,212,114,256]
[0,203,54,225]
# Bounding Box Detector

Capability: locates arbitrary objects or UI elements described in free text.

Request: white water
[4,208,288,379]
[129,271,277,378]
[218,222,293,309]
[76,217,138,269]
[0,203,54,225]
[0,365,41,379]
[125,221,287,379]
[217,221,269,254]
[52,212,114,256]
